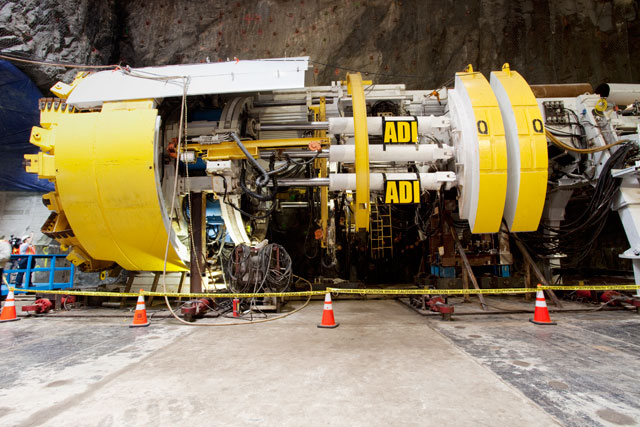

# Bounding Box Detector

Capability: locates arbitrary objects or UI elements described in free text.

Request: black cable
[211,172,276,220]
[0,52,118,69]
[285,150,320,166]
[239,165,276,202]
[226,243,292,294]
[518,143,638,264]
[562,107,587,149]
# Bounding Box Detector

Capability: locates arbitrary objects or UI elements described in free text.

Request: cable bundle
[226,243,293,293]
[519,142,639,264]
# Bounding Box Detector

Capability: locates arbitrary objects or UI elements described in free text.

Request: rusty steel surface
[529,83,593,98]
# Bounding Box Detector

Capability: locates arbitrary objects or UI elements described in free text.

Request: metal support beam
[448,220,487,310]
[259,122,328,131]
[346,73,370,232]
[177,271,186,301]
[513,236,563,308]
[147,272,160,307]
[190,192,205,294]
[461,266,471,303]
[315,97,329,247]
[192,137,330,161]
[119,272,136,308]
[524,259,533,302]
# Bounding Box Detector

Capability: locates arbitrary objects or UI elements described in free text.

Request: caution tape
[8,287,324,299]
[326,287,535,295]
[544,285,640,292]
[9,288,141,297]
[142,290,323,298]
[328,285,640,295]
[8,284,640,299]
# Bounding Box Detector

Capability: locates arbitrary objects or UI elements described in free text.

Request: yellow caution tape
[544,285,640,292]
[8,287,323,299]
[326,288,536,295]
[9,288,141,297]
[143,291,323,298]
[9,285,640,299]
[329,285,640,295]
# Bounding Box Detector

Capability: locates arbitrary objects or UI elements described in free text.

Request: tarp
[0,59,53,192]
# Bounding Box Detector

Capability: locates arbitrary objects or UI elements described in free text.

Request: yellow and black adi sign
[383,117,418,143]
[384,179,421,204]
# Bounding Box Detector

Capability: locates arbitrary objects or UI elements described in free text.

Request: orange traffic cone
[0,289,20,323]
[317,292,339,328]
[530,286,556,325]
[130,289,150,328]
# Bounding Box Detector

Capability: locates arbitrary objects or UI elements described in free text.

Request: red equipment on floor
[181,298,215,322]
[22,298,53,314]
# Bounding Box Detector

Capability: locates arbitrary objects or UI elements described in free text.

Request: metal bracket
[612,161,640,179]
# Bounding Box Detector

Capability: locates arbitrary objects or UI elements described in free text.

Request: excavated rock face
[1,0,638,91]
[0,0,117,88]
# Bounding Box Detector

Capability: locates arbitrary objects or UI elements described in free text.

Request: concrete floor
[431,308,640,427]
[0,298,637,426]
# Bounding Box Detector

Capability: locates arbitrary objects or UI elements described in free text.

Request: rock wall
[0,0,117,87]
[1,0,638,91]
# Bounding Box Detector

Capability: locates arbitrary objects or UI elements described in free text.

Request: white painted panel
[67,57,309,109]
[490,74,520,230]
[448,84,480,229]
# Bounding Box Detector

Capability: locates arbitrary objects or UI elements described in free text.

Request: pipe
[259,122,328,131]
[595,83,640,106]
[190,192,204,294]
[269,172,456,191]
[259,144,454,163]
[280,202,311,208]
[254,98,334,107]
[328,144,453,163]
[529,83,593,98]
[327,116,450,135]
[329,172,456,191]
[347,73,371,232]
[260,149,329,159]
[270,178,330,187]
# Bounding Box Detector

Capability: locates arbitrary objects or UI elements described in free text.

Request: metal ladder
[370,201,393,259]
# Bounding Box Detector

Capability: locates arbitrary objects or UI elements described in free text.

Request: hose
[231,132,270,186]
[239,165,276,201]
[546,130,629,153]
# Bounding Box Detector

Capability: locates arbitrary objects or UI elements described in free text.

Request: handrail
[1,254,75,296]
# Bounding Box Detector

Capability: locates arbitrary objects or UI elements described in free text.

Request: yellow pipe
[347,73,370,232]
[194,137,330,160]
[317,97,329,247]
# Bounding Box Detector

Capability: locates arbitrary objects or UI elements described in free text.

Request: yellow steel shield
[28,100,186,271]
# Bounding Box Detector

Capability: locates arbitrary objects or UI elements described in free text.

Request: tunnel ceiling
[0,0,638,92]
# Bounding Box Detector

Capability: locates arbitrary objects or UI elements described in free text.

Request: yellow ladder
[370,201,393,259]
